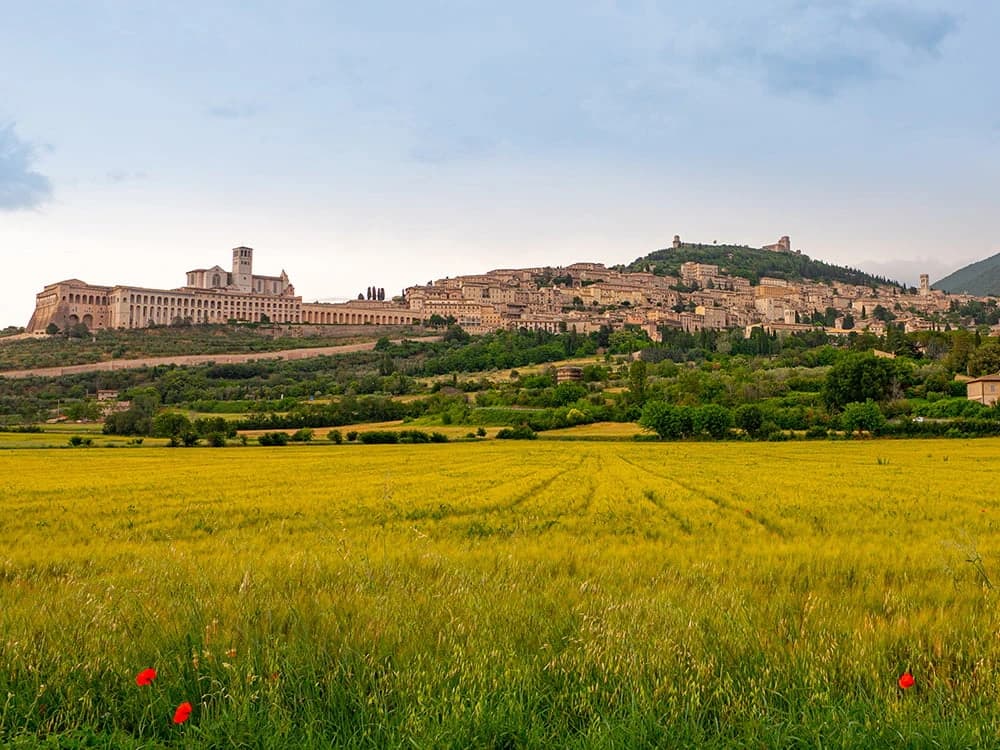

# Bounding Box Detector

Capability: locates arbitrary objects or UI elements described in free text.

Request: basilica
[26,247,417,333]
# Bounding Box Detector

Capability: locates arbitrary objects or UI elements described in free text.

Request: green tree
[553,381,587,406]
[841,400,887,436]
[945,330,975,373]
[822,353,902,411]
[639,401,694,439]
[103,388,160,435]
[967,342,1000,377]
[627,359,648,405]
[733,404,764,437]
[152,411,193,438]
[693,404,732,438]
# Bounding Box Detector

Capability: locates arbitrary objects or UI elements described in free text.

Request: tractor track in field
[616,453,788,537]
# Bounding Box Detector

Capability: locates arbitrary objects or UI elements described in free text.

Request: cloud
[863,5,958,55]
[691,1,959,97]
[0,123,52,210]
[206,103,261,120]
[761,51,880,96]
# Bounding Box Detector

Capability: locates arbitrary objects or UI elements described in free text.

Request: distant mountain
[934,252,1000,296]
[617,242,905,289]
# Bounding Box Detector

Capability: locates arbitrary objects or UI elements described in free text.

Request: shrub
[328,429,343,444]
[398,430,431,443]
[358,431,399,444]
[496,425,537,440]
[206,432,227,447]
[259,431,290,446]
[290,428,314,442]
[346,431,359,442]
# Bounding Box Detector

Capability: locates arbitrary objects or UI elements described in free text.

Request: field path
[0,336,440,379]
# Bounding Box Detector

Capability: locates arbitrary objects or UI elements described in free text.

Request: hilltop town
[22,236,992,341]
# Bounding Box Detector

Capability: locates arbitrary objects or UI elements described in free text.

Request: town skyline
[23,238,987,347]
[1,229,991,330]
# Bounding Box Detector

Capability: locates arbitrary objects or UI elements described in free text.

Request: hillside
[0,323,426,372]
[617,243,904,288]
[934,252,1000,296]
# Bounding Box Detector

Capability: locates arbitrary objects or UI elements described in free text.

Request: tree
[693,404,732,438]
[103,387,160,435]
[627,359,648,405]
[733,404,764,437]
[152,411,193,438]
[967,342,1000,377]
[67,322,90,339]
[45,322,60,335]
[639,401,694,439]
[822,353,902,411]
[841,400,887,436]
[945,330,974,373]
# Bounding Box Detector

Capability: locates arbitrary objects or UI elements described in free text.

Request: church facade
[26,247,420,333]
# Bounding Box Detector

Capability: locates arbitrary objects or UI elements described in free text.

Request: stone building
[967,374,1000,406]
[27,247,419,333]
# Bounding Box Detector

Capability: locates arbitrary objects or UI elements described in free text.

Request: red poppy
[898,671,915,689]
[173,701,192,724]
[135,668,157,686]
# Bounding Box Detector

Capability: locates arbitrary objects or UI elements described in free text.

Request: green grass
[1,440,999,747]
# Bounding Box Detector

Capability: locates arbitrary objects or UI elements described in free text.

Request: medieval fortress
[27,239,966,340]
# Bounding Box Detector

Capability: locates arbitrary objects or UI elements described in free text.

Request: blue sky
[2,0,998,326]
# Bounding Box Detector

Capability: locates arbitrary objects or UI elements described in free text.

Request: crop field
[3,439,1000,747]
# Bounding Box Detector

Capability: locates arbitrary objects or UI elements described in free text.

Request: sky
[2,0,998,327]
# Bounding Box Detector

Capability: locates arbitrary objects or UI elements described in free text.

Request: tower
[672,235,682,249]
[919,274,929,296]
[232,246,253,292]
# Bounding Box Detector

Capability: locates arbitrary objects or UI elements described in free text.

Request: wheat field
[2,439,999,747]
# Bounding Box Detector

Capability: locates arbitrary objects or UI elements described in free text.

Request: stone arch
[82,314,93,328]
[67,314,79,326]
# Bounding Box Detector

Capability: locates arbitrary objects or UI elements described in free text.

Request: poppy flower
[898,671,915,689]
[135,668,157,686]
[173,701,192,724]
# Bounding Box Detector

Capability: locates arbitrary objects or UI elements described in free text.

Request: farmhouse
[966,374,1000,406]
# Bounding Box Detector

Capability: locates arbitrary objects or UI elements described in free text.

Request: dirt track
[0,338,433,379]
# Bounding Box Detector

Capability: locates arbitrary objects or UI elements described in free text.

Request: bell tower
[232,246,253,292]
